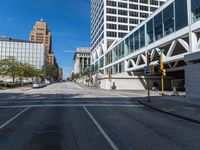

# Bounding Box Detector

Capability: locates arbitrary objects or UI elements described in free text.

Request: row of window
[104,61,125,75]
[107,31,127,38]
[106,6,157,15]
[106,0,163,7]
[106,17,145,24]
[104,0,196,67]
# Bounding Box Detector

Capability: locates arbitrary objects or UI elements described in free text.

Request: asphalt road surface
[0,82,199,150]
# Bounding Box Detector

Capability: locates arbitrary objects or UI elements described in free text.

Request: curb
[138,100,200,124]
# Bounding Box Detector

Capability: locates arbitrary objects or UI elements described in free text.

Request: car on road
[0,80,5,86]
[32,82,48,89]
[32,83,41,89]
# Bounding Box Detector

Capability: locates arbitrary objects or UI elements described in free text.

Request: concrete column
[82,57,84,72]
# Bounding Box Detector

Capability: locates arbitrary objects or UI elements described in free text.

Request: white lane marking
[83,106,119,150]
[0,104,143,109]
[0,107,30,130]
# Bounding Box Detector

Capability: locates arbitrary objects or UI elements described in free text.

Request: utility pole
[146,52,151,102]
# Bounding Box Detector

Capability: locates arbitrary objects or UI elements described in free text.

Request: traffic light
[161,68,166,77]
[158,55,164,70]
[158,55,166,77]
[147,52,151,65]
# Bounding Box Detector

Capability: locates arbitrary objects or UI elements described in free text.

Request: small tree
[20,63,42,81]
[0,57,20,83]
[43,64,59,81]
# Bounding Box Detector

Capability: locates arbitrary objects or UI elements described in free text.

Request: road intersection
[0,82,199,150]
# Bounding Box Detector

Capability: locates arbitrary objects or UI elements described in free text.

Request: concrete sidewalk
[138,96,200,124]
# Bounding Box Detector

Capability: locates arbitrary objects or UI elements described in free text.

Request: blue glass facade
[104,0,200,74]
[175,0,188,31]
[191,0,200,22]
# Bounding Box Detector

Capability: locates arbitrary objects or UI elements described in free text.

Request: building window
[154,12,163,41]
[118,17,128,23]
[118,32,127,38]
[175,0,188,30]
[140,12,149,18]
[118,10,127,16]
[135,30,139,50]
[118,25,128,31]
[140,26,145,48]
[163,3,175,36]
[150,0,158,5]
[107,8,117,14]
[107,31,117,37]
[129,18,138,24]
[140,5,148,11]
[147,19,154,44]
[129,11,138,17]
[107,16,117,22]
[118,2,127,8]
[191,0,200,22]
[129,4,138,10]
[107,23,117,29]
[106,0,116,7]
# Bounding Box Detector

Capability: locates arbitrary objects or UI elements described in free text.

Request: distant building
[48,53,57,66]
[0,36,47,69]
[73,48,91,74]
[58,68,63,80]
[29,19,57,65]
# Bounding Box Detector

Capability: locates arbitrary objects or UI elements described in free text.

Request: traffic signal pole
[159,54,166,96]
[161,75,164,96]
[147,52,151,102]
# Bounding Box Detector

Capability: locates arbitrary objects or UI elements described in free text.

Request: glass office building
[102,0,200,75]
[91,0,167,67]
[0,37,47,69]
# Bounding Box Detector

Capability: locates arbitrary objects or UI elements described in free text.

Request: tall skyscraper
[29,19,56,65]
[91,0,167,63]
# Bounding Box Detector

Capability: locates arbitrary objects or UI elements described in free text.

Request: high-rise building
[29,19,51,53]
[91,0,167,66]
[29,19,57,65]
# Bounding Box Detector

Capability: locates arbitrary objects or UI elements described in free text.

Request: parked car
[32,83,41,89]
[45,80,50,85]
[0,80,5,86]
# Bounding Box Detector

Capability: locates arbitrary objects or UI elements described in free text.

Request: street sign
[144,66,151,75]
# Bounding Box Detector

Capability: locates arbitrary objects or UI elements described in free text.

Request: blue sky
[0,0,91,78]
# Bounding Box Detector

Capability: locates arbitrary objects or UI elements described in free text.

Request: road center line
[83,106,119,150]
[0,107,30,130]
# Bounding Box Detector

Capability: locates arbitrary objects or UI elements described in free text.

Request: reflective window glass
[147,19,154,44]
[175,0,188,30]
[154,13,163,41]
[163,3,174,36]
[135,30,139,50]
[129,34,134,53]
[140,26,145,48]
[191,0,200,22]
